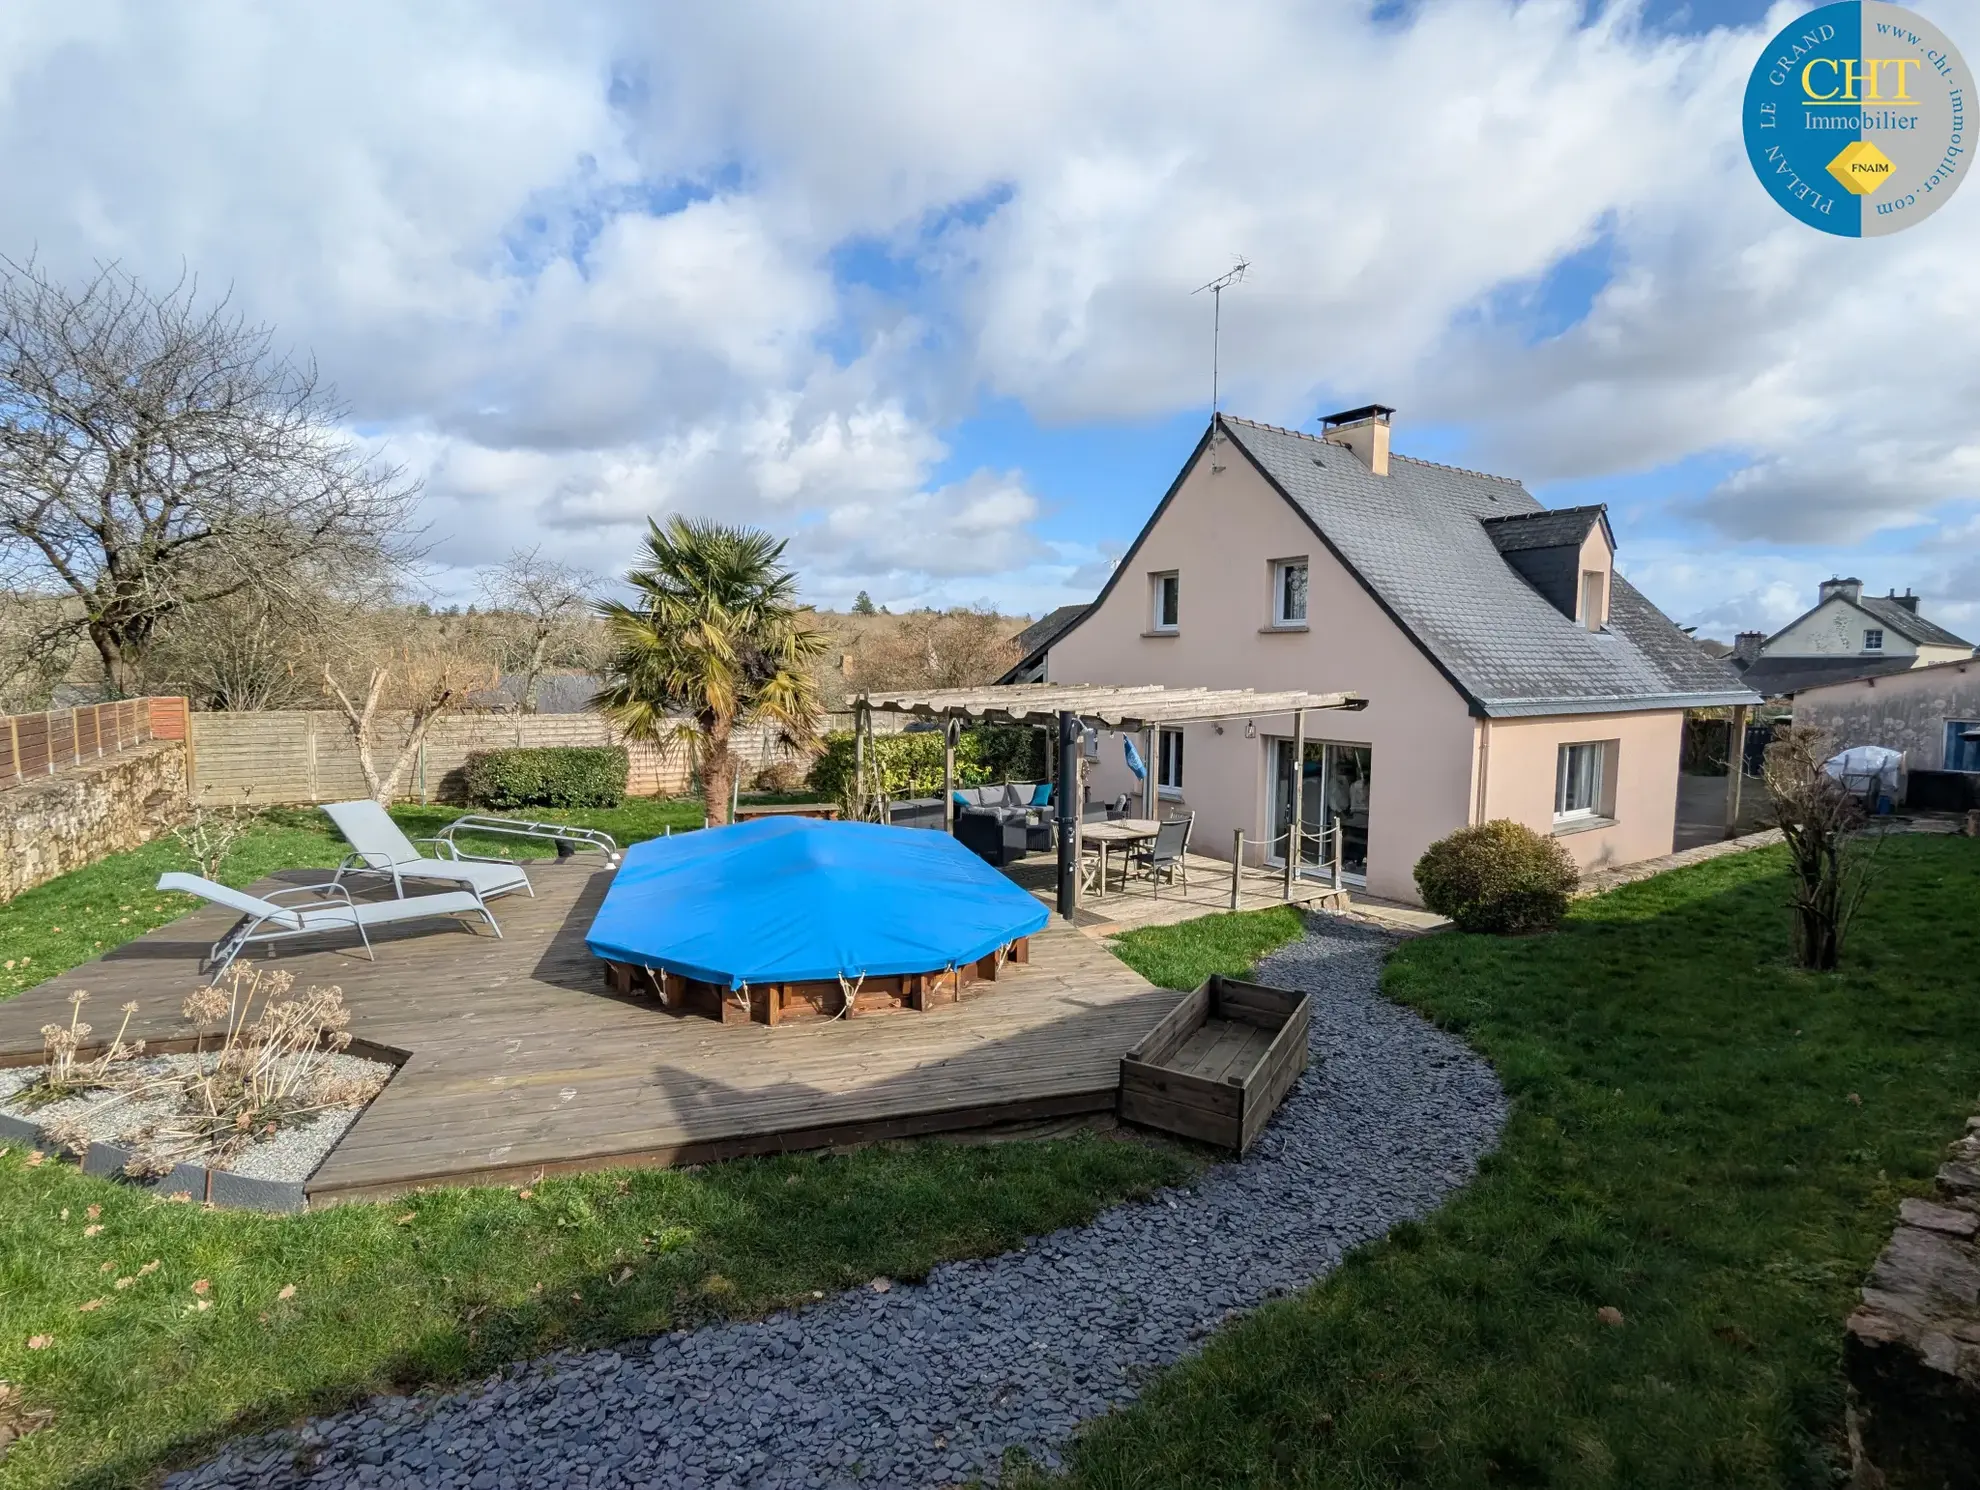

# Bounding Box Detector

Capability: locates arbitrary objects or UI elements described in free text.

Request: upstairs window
[1150,571,1179,633]
[1272,559,1308,626]
[1555,741,1605,821]
[1158,728,1184,792]
[1863,628,1884,652]
[1580,569,1607,631]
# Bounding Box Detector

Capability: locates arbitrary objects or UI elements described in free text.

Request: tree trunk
[325,667,400,804]
[703,716,736,827]
[518,631,549,714]
[87,621,140,699]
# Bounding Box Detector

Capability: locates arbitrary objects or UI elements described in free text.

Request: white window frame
[1150,571,1180,633]
[1271,558,1309,627]
[1157,727,1184,796]
[1554,741,1605,822]
[1863,627,1884,652]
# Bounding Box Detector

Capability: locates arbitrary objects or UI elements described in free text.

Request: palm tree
[595,516,829,826]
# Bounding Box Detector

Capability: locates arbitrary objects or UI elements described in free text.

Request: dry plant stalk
[28,991,144,1105]
[13,965,383,1173]
[138,963,383,1169]
[1761,725,1882,972]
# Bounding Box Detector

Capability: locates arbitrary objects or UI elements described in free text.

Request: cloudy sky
[3,0,1974,639]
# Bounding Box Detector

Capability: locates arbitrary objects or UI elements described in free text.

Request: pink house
[1027,408,1759,905]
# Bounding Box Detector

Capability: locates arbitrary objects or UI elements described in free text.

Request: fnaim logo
[1743,1,1972,236]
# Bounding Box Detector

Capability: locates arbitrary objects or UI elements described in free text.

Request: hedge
[462,746,629,809]
[809,726,1048,806]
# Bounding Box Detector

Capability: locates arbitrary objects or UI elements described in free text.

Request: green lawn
[1040,834,1980,1489]
[0,802,1192,1487]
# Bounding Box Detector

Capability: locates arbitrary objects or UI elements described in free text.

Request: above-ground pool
[585,817,1049,1025]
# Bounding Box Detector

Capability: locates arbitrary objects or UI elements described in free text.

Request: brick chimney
[1884,588,1919,614]
[1733,631,1765,666]
[1818,575,1863,605]
[1319,404,1395,476]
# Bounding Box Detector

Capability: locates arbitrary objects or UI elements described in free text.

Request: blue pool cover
[584,817,1050,988]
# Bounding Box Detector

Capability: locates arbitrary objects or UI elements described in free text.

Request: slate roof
[1011,605,1090,660]
[1735,654,1918,699]
[1855,595,1971,650]
[1480,505,1608,553]
[1215,417,1759,717]
[998,604,1089,684]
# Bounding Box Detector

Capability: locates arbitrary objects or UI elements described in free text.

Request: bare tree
[0,587,82,711]
[847,607,1019,692]
[324,638,494,805]
[475,547,599,711]
[0,257,421,696]
[1761,726,1880,972]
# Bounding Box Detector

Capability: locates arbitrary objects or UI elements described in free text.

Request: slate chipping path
[170,915,1506,1490]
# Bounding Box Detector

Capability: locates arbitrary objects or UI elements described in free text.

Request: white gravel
[0,1052,393,1184]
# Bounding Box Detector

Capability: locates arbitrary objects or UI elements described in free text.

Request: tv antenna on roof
[1192,256,1249,422]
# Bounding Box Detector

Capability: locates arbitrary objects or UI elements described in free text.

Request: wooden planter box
[600,937,1029,1026]
[1118,975,1310,1153]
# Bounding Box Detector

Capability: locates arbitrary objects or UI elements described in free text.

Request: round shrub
[1413,818,1578,934]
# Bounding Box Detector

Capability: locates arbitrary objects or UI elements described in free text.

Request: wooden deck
[0,863,1179,1203]
[1003,851,1350,933]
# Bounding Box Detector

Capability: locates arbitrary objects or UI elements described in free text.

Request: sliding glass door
[1268,739,1371,882]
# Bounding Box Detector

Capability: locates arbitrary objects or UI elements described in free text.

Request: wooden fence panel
[181,708,832,804]
[0,697,180,791]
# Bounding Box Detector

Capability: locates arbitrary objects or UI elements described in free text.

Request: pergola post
[1056,710,1079,919]
[943,717,959,835]
[1284,708,1306,901]
[1142,726,1156,819]
[853,700,869,821]
[1724,703,1751,840]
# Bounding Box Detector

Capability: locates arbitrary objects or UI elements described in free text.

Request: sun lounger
[157,872,501,977]
[321,800,534,901]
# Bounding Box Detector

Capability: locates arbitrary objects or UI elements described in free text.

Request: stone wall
[0,739,189,901]
[1845,1109,1980,1488]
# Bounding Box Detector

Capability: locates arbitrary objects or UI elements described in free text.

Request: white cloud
[2,0,1976,622]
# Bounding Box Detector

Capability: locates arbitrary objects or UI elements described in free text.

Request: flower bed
[0,965,394,1212]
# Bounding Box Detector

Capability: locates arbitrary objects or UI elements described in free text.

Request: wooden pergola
[852,684,1367,919]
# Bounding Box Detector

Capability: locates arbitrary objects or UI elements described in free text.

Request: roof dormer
[1480,505,1616,629]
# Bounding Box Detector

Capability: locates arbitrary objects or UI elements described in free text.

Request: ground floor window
[1158,727,1184,792]
[1269,738,1370,881]
[1947,721,1980,773]
[1555,741,1607,821]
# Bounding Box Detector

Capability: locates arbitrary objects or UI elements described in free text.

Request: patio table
[1080,817,1160,899]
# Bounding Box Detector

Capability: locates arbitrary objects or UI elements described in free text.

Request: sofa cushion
[1029,782,1053,806]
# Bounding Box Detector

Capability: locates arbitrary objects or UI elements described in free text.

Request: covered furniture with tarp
[585,817,1048,1025]
[1823,745,1904,812]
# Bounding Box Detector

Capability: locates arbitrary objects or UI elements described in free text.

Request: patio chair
[1131,812,1195,896]
[157,872,501,978]
[322,800,534,901]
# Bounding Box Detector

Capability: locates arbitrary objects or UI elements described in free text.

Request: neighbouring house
[1730,577,1974,698]
[1036,407,1759,904]
[1789,653,1980,810]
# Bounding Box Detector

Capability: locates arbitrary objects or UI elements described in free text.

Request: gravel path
[170,915,1505,1490]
